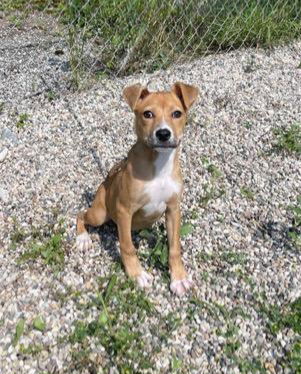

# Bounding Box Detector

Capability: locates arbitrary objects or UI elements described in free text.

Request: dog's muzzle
[147,126,180,150]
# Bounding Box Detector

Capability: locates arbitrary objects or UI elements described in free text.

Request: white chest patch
[142,150,181,217]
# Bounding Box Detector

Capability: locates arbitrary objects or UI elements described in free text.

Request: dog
[76,82,199,296]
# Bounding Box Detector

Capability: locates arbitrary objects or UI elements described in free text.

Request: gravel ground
[1,15,301,374]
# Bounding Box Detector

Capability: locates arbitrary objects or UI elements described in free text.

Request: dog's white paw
[170,278,193,296]
[76,232,92,251]
[136,271,153,289]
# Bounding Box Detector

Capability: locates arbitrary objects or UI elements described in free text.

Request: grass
[19,343,43,356]
[286,340,301,373]
[138,221,194,281]
[273,123,301,155]
[12,318,25,347]
[259,297,301,372]
[0,0,62,12]
[10,224,27,250]
[63,0,301,76]
[199,159,225,206]
[243,121,253,129]
[18,231,65,271]
[288,196,301,250]
[240,186,255,200]
[2,0,301,81]
[11,216,66,272]
[66,273,155,372]
[16,113,30,129]
[33,316,46,332]
[220,250,247,266]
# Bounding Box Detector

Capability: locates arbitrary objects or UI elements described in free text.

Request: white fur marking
[170,278,193,296]
[136,271,153,288]
[76,232,92,251]
[143,149,181,216]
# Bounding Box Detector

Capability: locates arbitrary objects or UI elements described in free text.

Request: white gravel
[1,13,301,374]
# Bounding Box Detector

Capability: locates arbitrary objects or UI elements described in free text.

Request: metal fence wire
[1,0,301,88]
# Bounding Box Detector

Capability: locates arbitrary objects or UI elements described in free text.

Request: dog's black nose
[156,128,171,142]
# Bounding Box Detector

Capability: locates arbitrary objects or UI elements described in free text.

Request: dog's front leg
[116,205,153,288]
[166,201,193,296]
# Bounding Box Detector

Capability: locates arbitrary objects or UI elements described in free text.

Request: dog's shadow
[81,190,145,263]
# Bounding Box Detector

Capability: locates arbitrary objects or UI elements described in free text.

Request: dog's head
[123,82,199,152]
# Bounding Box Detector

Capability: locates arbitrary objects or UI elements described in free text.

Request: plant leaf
[33,316,46,332]
[180,223,194,237]
[104,274,117,302]
[13,318,25,346]
[98,311,108,326]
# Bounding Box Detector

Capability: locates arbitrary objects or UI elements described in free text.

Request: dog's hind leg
[76,184,109,250]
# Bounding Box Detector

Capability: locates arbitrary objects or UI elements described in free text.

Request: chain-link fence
[1,0,301,89]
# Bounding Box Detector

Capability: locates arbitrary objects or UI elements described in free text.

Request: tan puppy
[76,82,199,296]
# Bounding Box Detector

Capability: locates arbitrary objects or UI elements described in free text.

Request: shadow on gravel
[81,190,145,265]
[253,220,300,254]
[80,190,118,262]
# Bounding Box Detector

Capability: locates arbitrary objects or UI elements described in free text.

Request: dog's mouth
[151,143,178,149]
[148,139,180,150]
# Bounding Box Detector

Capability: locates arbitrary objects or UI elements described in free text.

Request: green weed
[139,221,194,279]
[0,0,62,12]
[10,224,27,250]
[258,297,301,372]
[139,225,169,278]
[237,358,266,374]
[46,90,57,102]
[33,316,46,332]
[180,222,194,237]
[273,124,301,155]
[16,113,29,129]
[286,340,301,372]
[223,340,241,356]
[288,196,301,250]
[243,121,253,129]
[12,318,25,347]
[8,14,23,27]
[240,187,255,200]
[19,343,43,356]
[18,232,65,271]
[220,250,247,266]
[199,183,225,207]
[207,164,222,179]
[67,274,154,372]
[171,356,183,372]
[16,219,66,272]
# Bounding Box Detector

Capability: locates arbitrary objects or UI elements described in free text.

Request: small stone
[0,188,9,203]
[1,128,18,144]
[0,148,8,162]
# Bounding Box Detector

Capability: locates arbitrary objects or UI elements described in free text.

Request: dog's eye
[172,110,182,118]
[143,111,154,119]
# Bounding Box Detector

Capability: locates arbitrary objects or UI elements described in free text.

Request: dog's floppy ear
[123,83,150,111]
[171,82,199,111]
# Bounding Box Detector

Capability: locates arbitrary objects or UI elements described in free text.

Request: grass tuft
[13,217,66,272]
[273,123,301,155]
[16,113,30,129]
[240,186,255,200]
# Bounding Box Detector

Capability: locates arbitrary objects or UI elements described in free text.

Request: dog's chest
[142,151,181,216]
